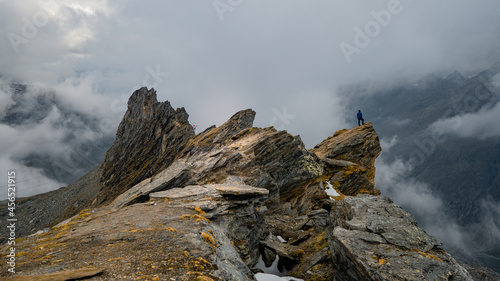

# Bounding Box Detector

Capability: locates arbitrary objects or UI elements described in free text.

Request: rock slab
[328,195,473,281]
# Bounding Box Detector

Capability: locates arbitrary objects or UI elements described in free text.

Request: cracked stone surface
[328,195,473,281]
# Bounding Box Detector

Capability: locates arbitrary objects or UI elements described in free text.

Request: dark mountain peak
[227,108,256,129]
[213,108,256,140]
[122,87,172,123]
[175,107,190,123]
[128,86,156,105]
[446,70,465,81]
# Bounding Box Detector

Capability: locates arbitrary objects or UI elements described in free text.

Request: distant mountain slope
[342,63,500,272]
[0,81,115,186]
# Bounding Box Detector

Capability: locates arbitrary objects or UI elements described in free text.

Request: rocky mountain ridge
[0,87,480,280]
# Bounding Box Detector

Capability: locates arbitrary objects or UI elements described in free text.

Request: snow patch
[277,235,286,243]
[254,255,283,276]
[325,181,340,197]
[254,273,304,281]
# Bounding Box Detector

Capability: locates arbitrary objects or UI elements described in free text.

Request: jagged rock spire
[99,87,195,203]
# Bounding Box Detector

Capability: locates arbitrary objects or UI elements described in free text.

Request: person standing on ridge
[357,110,364,126]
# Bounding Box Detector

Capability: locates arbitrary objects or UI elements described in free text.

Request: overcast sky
[3,0,500,140]
[1,0,500,197]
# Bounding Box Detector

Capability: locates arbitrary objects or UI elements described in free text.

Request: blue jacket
[357,112,363,119]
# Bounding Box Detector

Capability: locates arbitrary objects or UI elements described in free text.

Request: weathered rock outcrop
[328,195,473,280]
[151,184,269,267]
[0,88,480,280]
[0,193,255,280]
[312,123,381,196]
[179,120,323,200]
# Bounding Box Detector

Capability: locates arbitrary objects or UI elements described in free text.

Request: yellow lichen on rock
[341,165,366,178]
[196,276,214,281]
[413,249,443,262]
[196,257,211,265]
[180,214,210,224]
[195,206,207,216]
[201,231,216,247]
[333,129,347,138]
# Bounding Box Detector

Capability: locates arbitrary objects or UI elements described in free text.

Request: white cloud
[0,83,15,119]
[0,77,116,188]
[380,135,398,152]
[376,158,441,216]
[492,73,500,89]
[376,155,500,257]
[0,157,64,200]
[431,101,500,139]
[375,157,469,252]
[0,105,73,160]
[51,75,122,119]
[390,118,411,126]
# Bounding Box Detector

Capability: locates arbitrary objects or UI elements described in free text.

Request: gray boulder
[328,195,474,281]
